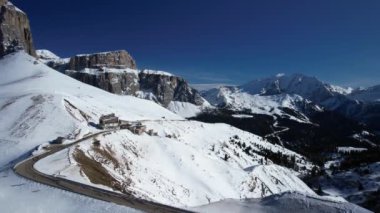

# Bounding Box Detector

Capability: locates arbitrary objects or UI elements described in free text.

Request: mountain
[37,50,208,116]
[0,51,182,212]
[35,119,316,207]
[0,51,336,211]
[239,73,358,110]
[240,74,334,101]
[201,86,321,123]
[349,85,380,103]
[202,73,380,131]
[0,0,35,57]
[0,1,376,212]
[197,74,380,211]
[197,85,379,160]
[199,73,380,157]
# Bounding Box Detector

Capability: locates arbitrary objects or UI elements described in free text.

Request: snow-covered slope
[36,49,60,60]
[326,84,353,96]
[193,191,371,213]
[35,120,315,208]
[0,51,180,212]
[167,101,211,118]
[0,52,369,212]
[0,52,180,164]
[202,86,320,123]
[318,162,380,211]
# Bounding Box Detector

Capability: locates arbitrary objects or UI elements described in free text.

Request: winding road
[13,131,192,213]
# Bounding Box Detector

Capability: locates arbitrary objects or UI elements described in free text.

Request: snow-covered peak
[325,84,353,95]
[36,49,60,60]
[5,1,25,14]
[201,85,320,123]
[241,73,324,95]
[239,73,355,106]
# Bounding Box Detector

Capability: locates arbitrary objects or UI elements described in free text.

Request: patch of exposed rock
[68,50,137,70]
[66,69,140,96]
[0,0,36,57]
[139,71,204,107]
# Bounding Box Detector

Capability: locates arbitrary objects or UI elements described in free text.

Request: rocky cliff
[139,71,204,107]
[40,50,205,107]
[65,69,140,97]
[0,0,36,57]
[68,50,136,70]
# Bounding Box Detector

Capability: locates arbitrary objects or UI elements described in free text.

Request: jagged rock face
[0,0,36,57]
[65,70,203,107]
[66,70,140,96]
[139,72,204,107]
[68,50,137,70]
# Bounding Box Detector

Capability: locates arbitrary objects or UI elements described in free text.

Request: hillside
[0,51,359,212]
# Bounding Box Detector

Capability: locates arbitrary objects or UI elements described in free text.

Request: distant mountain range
[201,73,380,132]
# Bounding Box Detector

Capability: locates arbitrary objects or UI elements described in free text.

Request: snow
[35,120,314,208]
[240,73,326,97]
[193,191,371,213]
[0,52,368,212]
[141,69,173,77]
[5,1,25,14]
[168,101,211,118]
[36,49,60,60]
[327,85,353,96]
[337,147,368,153]
[324,160,341,170]
[0,170,142,213]
[36,49,70,65]
[75,50,126,57]
[319,162,380,207]
[202,86,315,123]
[238,73,353,106]
[191,83,235,91]
[0,52,180,212]
[0,51,180,166]
[67,67,139,76]
[232,114,254,118]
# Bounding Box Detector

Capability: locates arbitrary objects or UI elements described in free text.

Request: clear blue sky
[13,0,380,87]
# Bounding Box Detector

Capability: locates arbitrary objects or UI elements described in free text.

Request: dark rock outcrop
[139,71,204,107]
[68,50,137,70]
[0,0,36,57]
[66,70,140,96]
